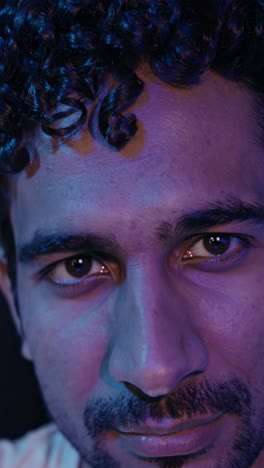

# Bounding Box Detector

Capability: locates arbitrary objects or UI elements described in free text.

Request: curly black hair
[0,0,264,175]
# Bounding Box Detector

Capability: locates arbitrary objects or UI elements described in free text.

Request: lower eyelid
[49,275,113,299]
[183,245,250,273]
[201,249,242,263]
[48,266,110,285]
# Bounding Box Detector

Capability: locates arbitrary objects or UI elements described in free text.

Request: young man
[0,0,264,467]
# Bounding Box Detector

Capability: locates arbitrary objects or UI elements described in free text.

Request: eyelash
[180,233,254,271]
[39,233,254,296]
[40,254,116,297]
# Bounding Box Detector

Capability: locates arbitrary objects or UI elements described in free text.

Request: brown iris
[65,256,92,278]
[203,236,230,255]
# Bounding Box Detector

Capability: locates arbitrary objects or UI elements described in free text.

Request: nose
[107,259,208,397]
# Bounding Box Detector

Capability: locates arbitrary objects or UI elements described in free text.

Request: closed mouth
[117,412,224,436]
[116,413,225,458]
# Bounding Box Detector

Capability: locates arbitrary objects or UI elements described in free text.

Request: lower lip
[119,415,224,458]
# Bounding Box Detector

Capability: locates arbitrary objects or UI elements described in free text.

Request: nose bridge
[107,259,208,397]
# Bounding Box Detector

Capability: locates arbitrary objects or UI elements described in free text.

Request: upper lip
[117,413,223,436]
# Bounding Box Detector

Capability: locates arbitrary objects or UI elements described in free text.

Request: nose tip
[108,333,208,398]
[107,262,209,399]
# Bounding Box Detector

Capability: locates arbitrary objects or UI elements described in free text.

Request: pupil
[204,236,230,255]
[66,257,92,278]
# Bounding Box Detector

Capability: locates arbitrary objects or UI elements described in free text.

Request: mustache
[84,377,251,438]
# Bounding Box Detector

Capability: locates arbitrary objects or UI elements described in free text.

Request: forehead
[10,71,264,242]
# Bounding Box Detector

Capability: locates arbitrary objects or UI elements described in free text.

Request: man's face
[5,71,264,467]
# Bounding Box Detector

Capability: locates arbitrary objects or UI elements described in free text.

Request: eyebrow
[19,233,122,264]
[19,196,264,264]
[157,196,264,242]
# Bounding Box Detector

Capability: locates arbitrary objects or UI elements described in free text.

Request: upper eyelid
[184,232,254,246]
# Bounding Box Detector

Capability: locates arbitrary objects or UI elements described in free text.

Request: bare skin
[2,70,264,467]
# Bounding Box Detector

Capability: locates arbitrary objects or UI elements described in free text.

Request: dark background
[0,293,50,440]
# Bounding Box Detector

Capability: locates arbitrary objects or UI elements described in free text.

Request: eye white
[183,236,240,259]
[49,258,108,285]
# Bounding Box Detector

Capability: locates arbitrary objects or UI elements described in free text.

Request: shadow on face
[0,292,50,439]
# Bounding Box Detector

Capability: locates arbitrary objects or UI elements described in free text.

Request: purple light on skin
[81,377,264,467]
[8,72,264,468]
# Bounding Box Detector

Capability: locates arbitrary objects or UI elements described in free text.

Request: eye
[184,234,233,259]
[48,255,110,285]
[181,233,253,271]
[39,253,121,299]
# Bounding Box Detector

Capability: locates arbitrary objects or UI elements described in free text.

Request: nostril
[186,369,204,378]
[124,381,167,401]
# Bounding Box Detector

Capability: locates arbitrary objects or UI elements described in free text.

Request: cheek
[194,275,264,380]
[37,325,107,406]
[18,288,112,406]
